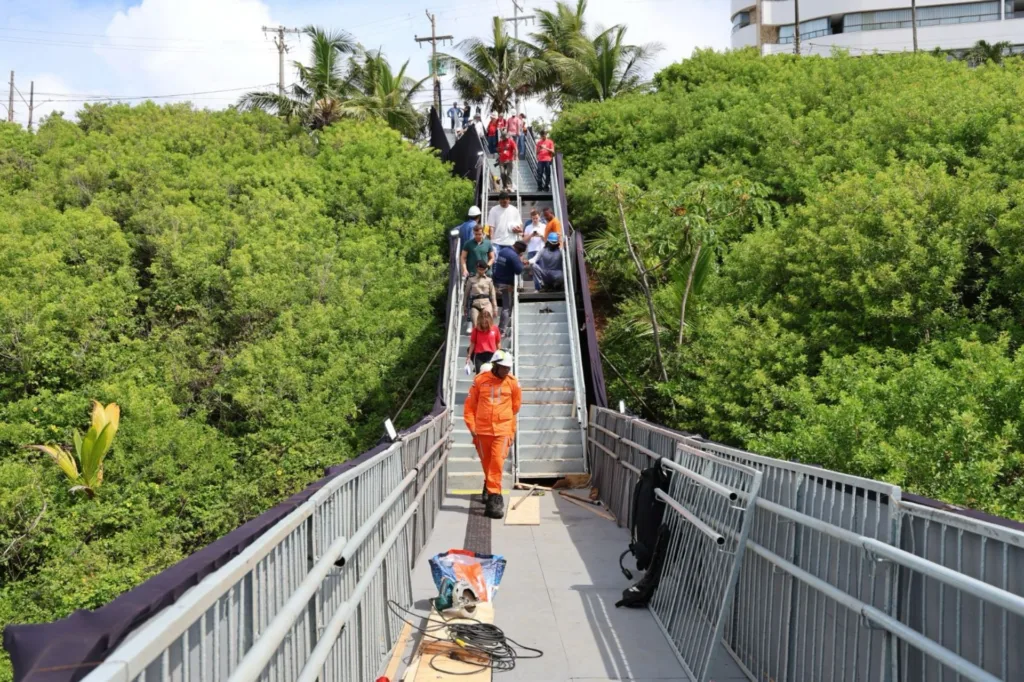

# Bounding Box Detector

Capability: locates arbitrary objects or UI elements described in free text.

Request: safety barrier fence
[83,412,451,682]
[588,406,1024,681]
[651,447,762,681]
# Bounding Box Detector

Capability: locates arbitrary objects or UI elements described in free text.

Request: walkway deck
[399,492,748,682]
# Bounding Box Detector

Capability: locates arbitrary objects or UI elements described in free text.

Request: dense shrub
[555,49,1024,520]
[0,104,471,680]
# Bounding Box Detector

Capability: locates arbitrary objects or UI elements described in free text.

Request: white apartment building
[731,0,1024,55]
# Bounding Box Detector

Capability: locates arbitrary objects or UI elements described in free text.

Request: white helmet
[492,350,515,368]
[467,206,482,217]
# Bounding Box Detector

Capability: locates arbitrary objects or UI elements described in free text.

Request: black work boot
[480,488,490,504]
[485,493,505,519]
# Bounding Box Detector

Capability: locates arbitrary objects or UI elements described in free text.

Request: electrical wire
[386,600,543,674]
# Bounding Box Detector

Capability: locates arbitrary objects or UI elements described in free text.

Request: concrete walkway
[400,492,749,682]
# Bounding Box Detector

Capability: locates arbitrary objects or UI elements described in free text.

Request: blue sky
[0,0,730,127]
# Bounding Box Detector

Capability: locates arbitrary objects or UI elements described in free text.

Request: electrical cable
[386,600,543,674]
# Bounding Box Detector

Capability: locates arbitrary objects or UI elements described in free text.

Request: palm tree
[346,51,429,138]
[441,17,549,116]
[559,26,661,103]
[529,0,661,106]
[964,40,1013,66]
[238,26,357,130]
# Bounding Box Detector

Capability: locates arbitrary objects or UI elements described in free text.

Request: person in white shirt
[486,192,523,248]
[522,208,546,261]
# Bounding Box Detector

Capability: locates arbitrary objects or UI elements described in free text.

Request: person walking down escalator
[492,241,526,336]
[464,350,521,518]
[497,132,518,192]
[530,232,564,292]
[464,260,498,331]
[487,192,523,251]
[505,112,521,162]
[466,308,501,373]
[536,130,555,192]
[486,113,499,155]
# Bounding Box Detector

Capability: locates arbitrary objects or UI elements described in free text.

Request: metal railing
[524,129,539,188]
[84,413,452,682]
[550,162,589,455]
[897,501,1024,681]
[587,406,1024,681]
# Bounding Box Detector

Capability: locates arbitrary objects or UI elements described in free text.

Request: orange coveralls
[463,371,522,494]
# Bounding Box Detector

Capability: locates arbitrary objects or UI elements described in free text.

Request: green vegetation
[556,49,1024,519]
[0,104,470,680]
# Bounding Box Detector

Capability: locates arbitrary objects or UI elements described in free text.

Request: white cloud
[100,0,282,106]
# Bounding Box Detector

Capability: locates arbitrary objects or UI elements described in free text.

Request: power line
[33,83,276,105]
[0,35,278,54]
[0,26,269,45]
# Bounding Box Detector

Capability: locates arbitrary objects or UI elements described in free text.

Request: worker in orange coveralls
[464,350,522,519]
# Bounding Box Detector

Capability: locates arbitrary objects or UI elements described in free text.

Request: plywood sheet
[504,495,541,525]
[412,604,494,682]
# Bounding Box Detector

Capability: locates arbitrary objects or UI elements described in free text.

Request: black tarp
[428,106,451,163]
[447,128,485,181]
[554,153,608,409]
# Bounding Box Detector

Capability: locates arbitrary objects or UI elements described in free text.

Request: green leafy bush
[556,49,1024,521]
[0,104,470,680]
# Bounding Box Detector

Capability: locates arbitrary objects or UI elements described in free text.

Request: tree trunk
[678,241,702,346]
[615,188,669,383]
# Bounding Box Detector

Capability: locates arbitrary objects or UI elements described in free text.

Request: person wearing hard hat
[530,232,565,292]
[456,206,483,246]
[464,350,522,519]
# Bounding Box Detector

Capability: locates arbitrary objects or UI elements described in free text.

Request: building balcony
[762,15,1024,55]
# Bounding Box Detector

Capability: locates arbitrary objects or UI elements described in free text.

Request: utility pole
[793,0,801,56]
[415,11,453,115]
[262,26,301,97]
[502,0,535,113]
[27,81,34,132]
[7,71,13,123]
[911,0,919,52]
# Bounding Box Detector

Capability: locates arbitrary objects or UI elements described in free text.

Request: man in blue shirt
[456,206,482,246]
[447,102,461,131]
[492,241,526,335]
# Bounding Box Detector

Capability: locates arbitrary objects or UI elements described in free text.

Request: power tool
[432,577,481,616]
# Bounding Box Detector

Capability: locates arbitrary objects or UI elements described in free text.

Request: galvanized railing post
[784,474,806,682]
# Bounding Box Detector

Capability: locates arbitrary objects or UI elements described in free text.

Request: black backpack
[615,460,672,607]
[618,460,670,579]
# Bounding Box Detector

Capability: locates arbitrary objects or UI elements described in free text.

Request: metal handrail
[84,413,451,682]
[587,406,1024,682]
[550,164,589,461]
[512,272,520,482]
[525,128,539,186]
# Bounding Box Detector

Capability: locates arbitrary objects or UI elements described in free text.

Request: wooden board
[504,495,540,525]
[412,603,494,682]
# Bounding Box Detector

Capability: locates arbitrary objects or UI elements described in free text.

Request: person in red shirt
[536,130,555,191]
[497,132,518,192]
[466,309,501,373]
[486,113,499,154]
